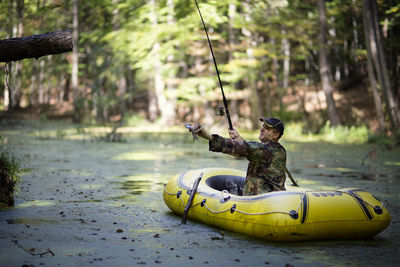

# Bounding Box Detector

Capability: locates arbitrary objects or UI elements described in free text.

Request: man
[194,117,286,196]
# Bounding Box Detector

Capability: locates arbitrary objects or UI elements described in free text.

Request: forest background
[1,0,399,141]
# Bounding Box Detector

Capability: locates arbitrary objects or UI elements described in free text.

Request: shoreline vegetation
[0,146,20,208]
[1,115,397,145]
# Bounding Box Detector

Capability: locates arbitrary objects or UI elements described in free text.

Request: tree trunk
[112,0,128,121]
[281,28,290,112]
[9,0,24,108]
[352,0,359,64]
[0,31,73,62]
[72,0,80,122]
[147,1,159,122]
[281,29,290,91]
[317,0,342,126]
[6,62,13,109]
[363,0,400,131]
[29,60,38,106]
[243,0,262,129]
[228,2,239,125]
[38,59,45,104]
[149,0,172,124]
[3,66,10,111]
[148,84,158,122]
[362,1,386,132]
[271,37,282,90]
[271,36,284,111]
[63,73,70,101]
[264,72,272,118]
[3,0,15,110]
[162,0,177,125]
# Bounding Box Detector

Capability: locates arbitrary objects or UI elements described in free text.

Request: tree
[362,0,385,132]
[0,31,73,62]
[363,0,400,132]
[71,0,80,122]
[317,0,342,126]
[1,0,399,134]
[242,0,262,128]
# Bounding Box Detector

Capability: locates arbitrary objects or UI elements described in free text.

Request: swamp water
[1,120,400,266]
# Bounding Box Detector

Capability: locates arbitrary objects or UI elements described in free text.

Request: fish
[185,123,199,141]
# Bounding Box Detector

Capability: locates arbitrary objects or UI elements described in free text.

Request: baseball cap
[259,117,284,137]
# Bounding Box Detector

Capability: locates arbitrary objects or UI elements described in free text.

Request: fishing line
[193,0,233,130]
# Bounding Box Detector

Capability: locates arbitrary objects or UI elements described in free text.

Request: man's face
[259,123,279,142]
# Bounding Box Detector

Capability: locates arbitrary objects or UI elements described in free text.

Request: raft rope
[164,186,385,217]
[340,190,384,216]
[341,191,384,210]
[164,186,304,217]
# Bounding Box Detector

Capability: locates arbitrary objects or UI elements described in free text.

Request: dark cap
[259,117,284,137]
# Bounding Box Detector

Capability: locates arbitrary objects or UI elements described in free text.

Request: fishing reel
[214,106,225,117]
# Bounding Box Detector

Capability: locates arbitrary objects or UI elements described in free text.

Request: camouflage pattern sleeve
[209,134,248,157]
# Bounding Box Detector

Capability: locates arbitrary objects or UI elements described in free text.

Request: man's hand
[194,122,212,141]
[229,128,244,142]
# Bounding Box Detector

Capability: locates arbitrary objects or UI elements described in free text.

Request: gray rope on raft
[164,186,296,216]
[164,186,384,216]
[339,191,384,210]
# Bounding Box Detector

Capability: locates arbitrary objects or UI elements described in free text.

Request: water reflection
[6,218,58,225]
[112,180,166,196]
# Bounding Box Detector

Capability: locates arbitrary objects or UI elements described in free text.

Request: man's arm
[193,123,212,141]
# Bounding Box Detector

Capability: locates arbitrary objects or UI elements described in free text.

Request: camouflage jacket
[209,134,287,195]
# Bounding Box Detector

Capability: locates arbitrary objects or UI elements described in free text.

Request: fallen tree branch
[361,146,377,166]
[0,30,72,62]
[12,240,55,257]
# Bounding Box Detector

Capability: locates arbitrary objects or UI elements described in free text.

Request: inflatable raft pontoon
[163,168,391,242]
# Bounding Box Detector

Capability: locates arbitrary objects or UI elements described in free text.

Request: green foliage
[285,122,305,138]
[126,113,150,127]
[1,0,399,133]
[365,132,397,145]
[284,121,388,145]
[0,150,20,186]
[56,130,67,140]
[272,109,303,124]
[384,3,400,28]
[0,139,21,207]
[319,122,371,144]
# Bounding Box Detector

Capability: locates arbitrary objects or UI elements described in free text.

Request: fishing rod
[193,0,233,130]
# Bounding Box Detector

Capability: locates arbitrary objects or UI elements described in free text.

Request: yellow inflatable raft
[163,168,391,242]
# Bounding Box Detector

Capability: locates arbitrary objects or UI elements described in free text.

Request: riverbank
[1,119,399,266]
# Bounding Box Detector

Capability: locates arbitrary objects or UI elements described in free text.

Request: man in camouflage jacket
[194,117,286,196]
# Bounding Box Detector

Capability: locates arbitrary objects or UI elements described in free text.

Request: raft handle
[176,190,182,199]
[289,210,299,220]
[230,204,236,214]
[374,205,383,215]
[220,196,231,203]
[201,199,206,207]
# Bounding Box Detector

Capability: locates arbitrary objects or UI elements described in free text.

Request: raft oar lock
[289,210,299,220]
[220,190,231,203]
